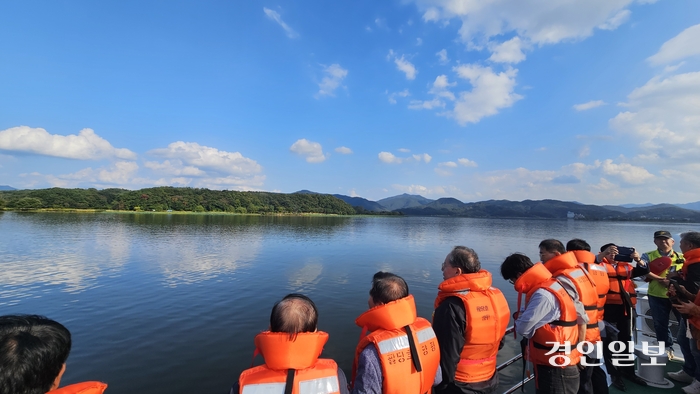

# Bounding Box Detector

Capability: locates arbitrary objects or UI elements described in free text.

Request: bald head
[270,294,318,339]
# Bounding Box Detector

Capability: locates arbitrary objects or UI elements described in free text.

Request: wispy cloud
[573,100,606,111]
[316,64,348,98]
[647,24,700,66]
[263,7,299,38]
[436,49,449,64]
[388,50,417,80]
[335,146,353,154]
[387,89,410,104]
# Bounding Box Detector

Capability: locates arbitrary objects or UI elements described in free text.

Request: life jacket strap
[404,325,423,373]
[284,369,295,394]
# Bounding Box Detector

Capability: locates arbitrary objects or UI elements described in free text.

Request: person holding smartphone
[597,243,649,390]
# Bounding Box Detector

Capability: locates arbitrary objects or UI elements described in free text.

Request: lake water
[1,212,697,393]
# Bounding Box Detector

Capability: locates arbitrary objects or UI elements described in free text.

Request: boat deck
[609,359,686,394]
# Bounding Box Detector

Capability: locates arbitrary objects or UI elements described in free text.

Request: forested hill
[0,187,356,215]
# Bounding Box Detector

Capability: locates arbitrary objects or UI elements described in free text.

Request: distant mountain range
[0,185,16,191]
[295,190,700,221]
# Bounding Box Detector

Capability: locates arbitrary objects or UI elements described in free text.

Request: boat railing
[498,325,535,394]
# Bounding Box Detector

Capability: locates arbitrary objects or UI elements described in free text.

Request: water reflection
[2,212,700,394]
[287,261,324,292]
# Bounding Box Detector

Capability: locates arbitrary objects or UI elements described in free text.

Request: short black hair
[566,239,591,252]
[500,253,534,282]
[600,243,616,253]
[370,272,409,305]
[270,294,318,340]
[0,315,72,394]
[446,246,481,274]
[539,239,565,254]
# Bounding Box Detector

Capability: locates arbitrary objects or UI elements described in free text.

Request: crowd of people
[4,231,700,394]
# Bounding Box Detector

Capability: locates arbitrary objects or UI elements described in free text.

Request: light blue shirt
[515,288,562,339]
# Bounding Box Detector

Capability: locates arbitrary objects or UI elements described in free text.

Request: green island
[0,187,369,215]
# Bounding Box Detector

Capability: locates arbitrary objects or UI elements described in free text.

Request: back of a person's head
[447,246,481,274]
[269,294,318,340]
[0,315,71,394]
[539,239,566,254]
[566,239,591,252]
[370,271,409,305]
[682,232,700,249]
[500,253,534,282]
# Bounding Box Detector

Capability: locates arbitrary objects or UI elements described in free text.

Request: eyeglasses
[508,278,515,284]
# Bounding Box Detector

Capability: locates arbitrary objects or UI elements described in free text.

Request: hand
[673,300,700,316]
[513,311,520,320]
[668,286,677,297]
[678,284,695,300]
[659,279,670,288]
[601,245,618,260]
[632,251,643,265]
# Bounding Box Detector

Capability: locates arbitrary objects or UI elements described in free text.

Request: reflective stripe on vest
[242,377,340,394]
[377,328,435,355]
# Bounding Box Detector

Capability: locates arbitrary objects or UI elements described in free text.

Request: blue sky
[1,0,699,205]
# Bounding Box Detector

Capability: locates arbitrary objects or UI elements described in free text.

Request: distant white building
[567,211,575,219]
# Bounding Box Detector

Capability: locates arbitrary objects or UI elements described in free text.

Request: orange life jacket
[353,295,440,394]
[544,252,600,343]
[689,291,700,330]
[602,258,637,308]
[238,331,341,394]
[681,249,700,280]
[514,263,580,367]
[434,270,510,383]
[574,250,610,323]
[49,382,108,394]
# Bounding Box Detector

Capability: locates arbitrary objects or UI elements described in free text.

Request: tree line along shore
[0,187,367,215]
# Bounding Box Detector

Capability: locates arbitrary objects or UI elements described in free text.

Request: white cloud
[398,148,411,153]
[416,38,423,46]
[597,9,631,30]
[488,37,527,64]
[647,24,700,66]
[316,64,348,97]
[436,49,449,64]
[451,64,522,125]
[379,151,402,164]
[290,139,327,163]
[594,159,654,184]
[144,160,205,177]
[573,100,606,111]
[387,89,410,104]
[263,7,299,38]
[609,71,700,161]
[413,0,642,46]
[0,126,136,160]
[378,151,432,164]
[149,141,262,175]
[429,75,456,100]
[335,146,353,154]
[413,153,432,163]
[439,161,458,167]
[388,50,417,80]
[457,158,477,167]
[408,98,445,110]
[36,161,141,188]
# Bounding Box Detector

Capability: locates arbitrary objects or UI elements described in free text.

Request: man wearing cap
[640,230,684,359]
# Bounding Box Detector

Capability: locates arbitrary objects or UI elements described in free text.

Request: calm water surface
[1,212,697,393]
